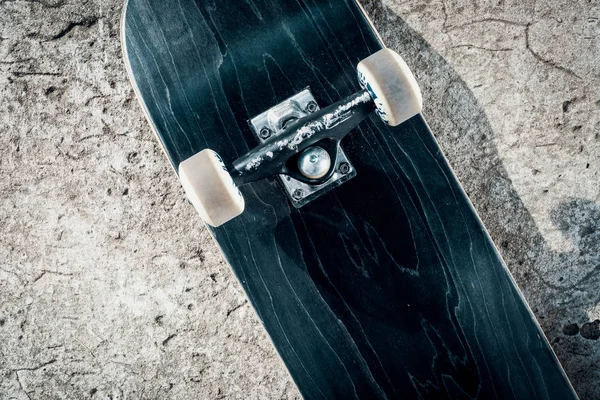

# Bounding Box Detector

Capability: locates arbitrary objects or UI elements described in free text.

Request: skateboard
[122,0,579,398]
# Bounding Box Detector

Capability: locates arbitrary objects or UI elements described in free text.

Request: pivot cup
[297,146,331,180]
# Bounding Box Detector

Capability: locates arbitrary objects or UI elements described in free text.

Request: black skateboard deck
[122,0,578,398]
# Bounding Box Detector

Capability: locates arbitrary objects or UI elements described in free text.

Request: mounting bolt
[305,101,318,113]
[338,162,351,175]
[292,189,304,200]
[259,127,272,139]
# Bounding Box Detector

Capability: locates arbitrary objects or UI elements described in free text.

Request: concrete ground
[0,0,598,398]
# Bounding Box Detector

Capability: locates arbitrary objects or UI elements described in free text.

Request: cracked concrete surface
[0,0,598,398]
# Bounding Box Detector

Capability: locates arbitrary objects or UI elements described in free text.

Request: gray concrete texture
[0,0,598,398]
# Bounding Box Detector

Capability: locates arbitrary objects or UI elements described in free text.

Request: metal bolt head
[292,189,304,200]
[305,101,318,113]
[338,162,351,175]
[297,146,331,180]
[259,127,272,139]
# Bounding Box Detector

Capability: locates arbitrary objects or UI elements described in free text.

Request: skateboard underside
[122,0,577,398]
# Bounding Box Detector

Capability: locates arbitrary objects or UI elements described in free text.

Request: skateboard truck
[241,88,368,207]
[179,48,423,227]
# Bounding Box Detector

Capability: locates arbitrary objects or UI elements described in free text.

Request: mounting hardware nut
[292,189,304,200]
[259,127,272,139]
[338,162,351,175]
[305,101,318,113]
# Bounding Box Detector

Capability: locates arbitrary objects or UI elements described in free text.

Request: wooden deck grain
[122,0,578,398]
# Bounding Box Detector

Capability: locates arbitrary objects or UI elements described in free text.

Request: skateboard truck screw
[338,162,351,175]
[259,127,272,139]
[305,101,318,113]
[292,189,304,200]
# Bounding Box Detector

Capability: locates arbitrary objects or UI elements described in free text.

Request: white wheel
[357,48,423,127]
[178,149,245,227]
